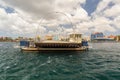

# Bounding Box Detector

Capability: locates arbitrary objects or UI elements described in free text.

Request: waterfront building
[90,32,116,42]
[0,36,13,42]
[107,35,116,40]
[91,32,104,40]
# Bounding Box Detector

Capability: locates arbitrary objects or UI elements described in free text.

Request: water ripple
[0,42,120,80]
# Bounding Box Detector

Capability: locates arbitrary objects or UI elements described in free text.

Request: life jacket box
[82,41,88,46]
[20,41,29,47]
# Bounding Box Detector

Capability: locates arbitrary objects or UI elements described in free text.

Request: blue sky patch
[108,1,115,7]
[5,7,15,13]
[82,0,101,16]
[0,5,15,13]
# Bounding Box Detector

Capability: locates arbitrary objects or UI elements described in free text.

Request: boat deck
[21,47,88,51]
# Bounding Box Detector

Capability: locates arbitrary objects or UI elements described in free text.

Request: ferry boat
[20,34,89,51]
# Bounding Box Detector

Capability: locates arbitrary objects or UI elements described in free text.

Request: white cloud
[95,0,111,13]
[0,0,120,37]
[2,0,87,21]
[90,0,120,34]
[113,16,120,29]
[72,7,89,24]
[104,4,120,17]
[0,0,87,36]
[0,8,46,37]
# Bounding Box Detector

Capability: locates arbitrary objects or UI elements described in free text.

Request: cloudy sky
[0,0,120,37]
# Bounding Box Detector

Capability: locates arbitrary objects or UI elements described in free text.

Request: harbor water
[0,42,120,80]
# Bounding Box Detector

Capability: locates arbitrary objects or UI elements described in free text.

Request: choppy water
[0,42,120,80]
